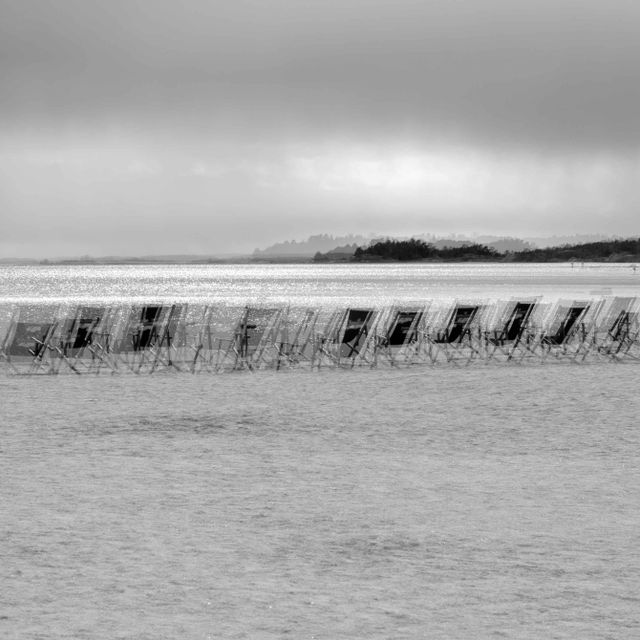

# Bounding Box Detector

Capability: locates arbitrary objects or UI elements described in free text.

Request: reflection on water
[1,263,639,305]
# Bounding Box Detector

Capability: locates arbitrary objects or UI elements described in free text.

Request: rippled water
[2,265,640,638]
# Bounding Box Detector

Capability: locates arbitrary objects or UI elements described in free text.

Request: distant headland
[1,233,639,265]
[316,237,640,264]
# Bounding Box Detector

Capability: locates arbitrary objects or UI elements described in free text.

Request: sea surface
[1,262,639,305]
[2,264,640,639]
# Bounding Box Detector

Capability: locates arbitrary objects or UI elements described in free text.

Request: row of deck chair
[1,297,639,374]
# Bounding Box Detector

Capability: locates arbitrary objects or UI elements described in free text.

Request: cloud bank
[1,0,639,256]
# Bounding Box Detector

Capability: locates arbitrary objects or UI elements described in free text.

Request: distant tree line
[506,238,640,262]
[352,238,500,261]
[310,237,640,263]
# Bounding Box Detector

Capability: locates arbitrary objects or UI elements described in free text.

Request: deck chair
[194,305,241,372]
[53,305,107,374]
[374,307,426,366]
[188,305,217,373]
[111,305,175,372]
[0,304,15,357]
[429,303,481,364]
[594,297,640,361]
[314,308,377,367]
[308,307,345,368]
[273,308,319,369]
[216,307,283,371]
[537,301,590,360]
[146,304,187,373]
[338,308,377,366]
[1,305,59,374]
[485,299,538,362]
[240,307,283,369]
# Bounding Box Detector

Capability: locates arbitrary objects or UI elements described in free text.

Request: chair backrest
[238,308,281,356]
[386,310,423,347]
[61,306,105,353]
[441,305,479,343]
[502,301,536,341]
[6,321,54,357]
[597,297,638,341]
[279,307,317,354]
[135,305,165,350]
[112,305,169,353]
[544,303,589,344]
[3,305,58,358]
[340,308,375,356]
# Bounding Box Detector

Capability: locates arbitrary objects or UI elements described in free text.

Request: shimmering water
[1,263,639,305]
[2,265,639,638]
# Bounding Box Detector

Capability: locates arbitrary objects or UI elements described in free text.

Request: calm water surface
[2,265,640,638]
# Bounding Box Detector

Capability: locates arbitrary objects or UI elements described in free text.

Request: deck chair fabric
[338,308,378,365]
[61,306,104,352]
[433,305,479,343]
[1,305,59,373]
[274,308,318,368]
[187,305,214,372]
[340,309,374,356]
[375,308,426,366]
[595,297,640,359]
[533,301,591,361]
[200,306,243,372]
[147,304,186,372]
[134,305,164,351]
[54,305,107,373]
[387,310,423,346]
[541,303,589,346]
[486,300,538,361]
[312,308,376,367]
[429,303,483,365]
[216,307,283,370]
[6,321,54,358]
[111,305,176,372]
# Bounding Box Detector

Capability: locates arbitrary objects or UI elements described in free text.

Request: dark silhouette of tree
[508,238,640,262]
[353,239,500,261]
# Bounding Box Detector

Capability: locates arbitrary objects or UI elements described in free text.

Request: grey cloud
[2,0,640,257]
[2,0,640,151]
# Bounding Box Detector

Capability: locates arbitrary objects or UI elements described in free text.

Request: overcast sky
[2,0,639,257]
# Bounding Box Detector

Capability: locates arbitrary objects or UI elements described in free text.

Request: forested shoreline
[312,237,640,263]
